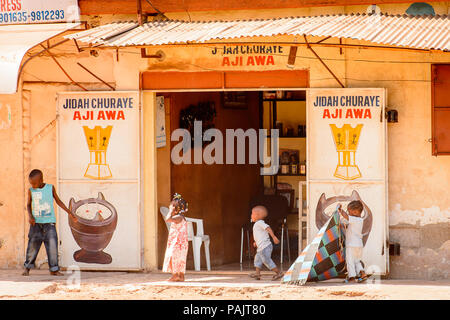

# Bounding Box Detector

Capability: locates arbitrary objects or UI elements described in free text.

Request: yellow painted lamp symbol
[83,126,113,180]
[330,124,363,180]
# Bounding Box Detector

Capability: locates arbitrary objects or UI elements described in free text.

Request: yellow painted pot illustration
[330,124,363,180]
[83,126,113,180]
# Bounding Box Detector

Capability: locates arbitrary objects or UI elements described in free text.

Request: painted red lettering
[105,110,116,120]
[266,55,274,65]
[97,111,105,120]
[231,56,240,66]
[247,56,255,66]
[222,57,230,66]
[82,112,89,120]
[254,56,266,65]
[323,109,331,119]
[353,108,364,118]
[345,109,353,118]
[364,109,372,119]
[73,111,81,120]
[117,110,125,120]
[331,109,341,119]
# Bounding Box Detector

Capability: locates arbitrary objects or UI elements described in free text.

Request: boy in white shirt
[249,206,283,281]
[338,200,368,283]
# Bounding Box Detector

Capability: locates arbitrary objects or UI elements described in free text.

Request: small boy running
[338,200,368,283]
[23,169,77,276]
[249,205,283,281]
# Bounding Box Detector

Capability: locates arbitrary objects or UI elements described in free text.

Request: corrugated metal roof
[67,13,450,51]
[0,23,81,94]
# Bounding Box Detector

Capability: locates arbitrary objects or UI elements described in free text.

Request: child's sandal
[344,277,356,283]
[357,275,368,283]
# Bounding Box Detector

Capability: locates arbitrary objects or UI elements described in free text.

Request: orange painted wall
[0,93,25,268]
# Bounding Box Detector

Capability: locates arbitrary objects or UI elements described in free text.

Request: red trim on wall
[141,70,309,90]
[431,64,450,156]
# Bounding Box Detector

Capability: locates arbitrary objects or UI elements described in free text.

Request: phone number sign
[0,0,79,25]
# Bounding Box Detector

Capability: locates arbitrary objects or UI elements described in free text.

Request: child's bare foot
[168,275,178,282]
[50,271,64,276]
[22,269,30,276]
[175,273,185,282]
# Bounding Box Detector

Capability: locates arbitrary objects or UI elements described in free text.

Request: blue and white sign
[0,0,79,25]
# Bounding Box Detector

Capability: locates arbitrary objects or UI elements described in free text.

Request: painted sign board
[0,0,79,25]
[307,88,388,275]
[57,91,141,270]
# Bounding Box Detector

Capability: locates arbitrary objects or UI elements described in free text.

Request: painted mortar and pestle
[68,192,118,264]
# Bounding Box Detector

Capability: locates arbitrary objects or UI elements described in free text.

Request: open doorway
[155,89,307,271]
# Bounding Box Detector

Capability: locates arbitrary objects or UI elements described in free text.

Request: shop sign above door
[0,0,79,25]
[211,45,284,67]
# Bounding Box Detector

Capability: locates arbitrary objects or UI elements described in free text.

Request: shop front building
[0,0,449,279]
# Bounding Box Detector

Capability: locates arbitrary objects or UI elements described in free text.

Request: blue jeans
[254,244,276,270]
[24,223,59,272]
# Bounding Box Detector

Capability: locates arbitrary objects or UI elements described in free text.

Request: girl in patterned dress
[163,193,189,282]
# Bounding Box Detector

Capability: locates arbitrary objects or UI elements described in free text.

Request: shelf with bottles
[279,149,306,176]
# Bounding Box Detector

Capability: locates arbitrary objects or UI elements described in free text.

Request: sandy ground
[0,270,448,300]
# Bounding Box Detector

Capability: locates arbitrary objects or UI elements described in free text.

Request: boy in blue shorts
[249,205,284,281]
[23,169,77,276]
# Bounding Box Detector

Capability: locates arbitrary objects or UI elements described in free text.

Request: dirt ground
[0,270,448,300]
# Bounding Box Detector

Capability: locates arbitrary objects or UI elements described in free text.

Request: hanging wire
[144,0,169,20]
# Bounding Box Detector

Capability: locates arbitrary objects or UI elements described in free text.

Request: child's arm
[165,206,184,224]
[52,186,77,221]
[266,226,280,244]
[338,206,349,220]
[27,190,35,226]
[166,215,184,224]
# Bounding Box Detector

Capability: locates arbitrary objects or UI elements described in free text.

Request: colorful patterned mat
[282,211,346,285]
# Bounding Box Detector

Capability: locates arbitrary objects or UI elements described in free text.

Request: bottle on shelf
[297,125,303,137]
[280,151,290,175]
[300,160,306,175]
[297,124,306,137]
[276,122,283,137]
[290,154,299,175]
[286,126,294,137]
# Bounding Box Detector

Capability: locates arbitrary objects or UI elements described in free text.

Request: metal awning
[67,13,449,51]
[0,23,81,94]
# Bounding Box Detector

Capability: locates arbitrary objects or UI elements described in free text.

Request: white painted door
[56,91,141,270]
[307,88,388,275]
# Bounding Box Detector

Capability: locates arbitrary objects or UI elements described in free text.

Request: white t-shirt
[253,220,272,252]
[342,215,364,247]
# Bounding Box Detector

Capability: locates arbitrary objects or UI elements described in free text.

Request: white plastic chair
[160,206,211,271]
